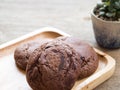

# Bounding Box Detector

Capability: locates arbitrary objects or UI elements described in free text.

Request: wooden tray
[0,27,116,90]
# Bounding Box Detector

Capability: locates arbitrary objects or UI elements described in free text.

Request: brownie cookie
[26,41,81,90]
[14,39,50,70]
[56,37,99,79]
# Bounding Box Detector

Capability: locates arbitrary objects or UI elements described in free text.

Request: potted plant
[91,0,120,49]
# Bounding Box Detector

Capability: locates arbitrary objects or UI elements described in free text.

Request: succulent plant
[94,0,120,21]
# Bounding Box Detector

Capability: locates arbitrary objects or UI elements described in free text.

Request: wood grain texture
[0,0,120,90]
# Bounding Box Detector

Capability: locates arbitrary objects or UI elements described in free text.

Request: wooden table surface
[0,0,120,90]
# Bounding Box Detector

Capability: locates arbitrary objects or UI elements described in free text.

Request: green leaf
[103,4,107,8]
[99,11,105,16]
[104,1,110,6]
[114,1,120,9]
[108,6,116,12]
[96,0,120,20]
[97,3,104,8]
[99,7,106,11]
[106,12,116,17]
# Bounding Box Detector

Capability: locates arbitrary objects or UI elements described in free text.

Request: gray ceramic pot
[91,12,120,49]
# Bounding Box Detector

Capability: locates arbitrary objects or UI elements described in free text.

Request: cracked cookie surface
[14,39,50,70]
[56,37,99,79]
[26,41,81,90]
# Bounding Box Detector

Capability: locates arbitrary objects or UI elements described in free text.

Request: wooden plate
[0,27,115,90]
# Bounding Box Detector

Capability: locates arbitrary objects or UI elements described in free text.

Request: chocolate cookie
[14,39,50,70]
[26,41,81,90]
[56,37,99,79]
